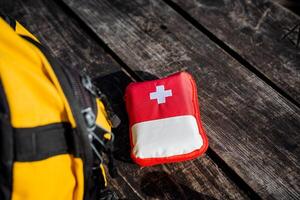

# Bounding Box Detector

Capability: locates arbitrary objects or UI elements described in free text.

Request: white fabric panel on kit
[131,115,203,158]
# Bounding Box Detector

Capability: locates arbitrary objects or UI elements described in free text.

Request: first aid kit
[125,72,208,166]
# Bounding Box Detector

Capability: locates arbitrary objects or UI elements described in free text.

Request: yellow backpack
[0,16,119,200]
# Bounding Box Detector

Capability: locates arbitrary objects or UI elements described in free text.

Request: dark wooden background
[9,0,300,199]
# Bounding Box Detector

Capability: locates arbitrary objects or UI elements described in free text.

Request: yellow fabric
[15,21,39,42]
[95,98,111,132]
[95,99,111,187]
[12,155,84,200]
[104,133,112,140]
[0,18,75,127]
[100,164,108,187]
[72,158,84,200]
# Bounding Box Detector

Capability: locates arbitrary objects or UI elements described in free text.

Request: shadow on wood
[141,171,218,200]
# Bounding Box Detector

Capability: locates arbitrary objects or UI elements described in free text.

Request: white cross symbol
[150,85,172,104]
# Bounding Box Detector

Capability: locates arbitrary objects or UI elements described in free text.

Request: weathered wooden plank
[170,0,300,105]
[11,0,248,199]
[62,0,300,198]
[109,155,249,200]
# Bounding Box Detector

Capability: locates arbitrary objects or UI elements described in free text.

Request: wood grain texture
[62,0,300,198]
[171,0,300,104]
[11,0,248,199]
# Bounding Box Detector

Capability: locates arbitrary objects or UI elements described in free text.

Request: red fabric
[125,72,208,166]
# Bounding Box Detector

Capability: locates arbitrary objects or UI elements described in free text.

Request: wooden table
[12,0,300,199]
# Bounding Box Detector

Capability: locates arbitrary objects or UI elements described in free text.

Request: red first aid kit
[125,72,208,166]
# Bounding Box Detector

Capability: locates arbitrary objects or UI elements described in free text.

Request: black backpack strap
[14,123,73,162]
